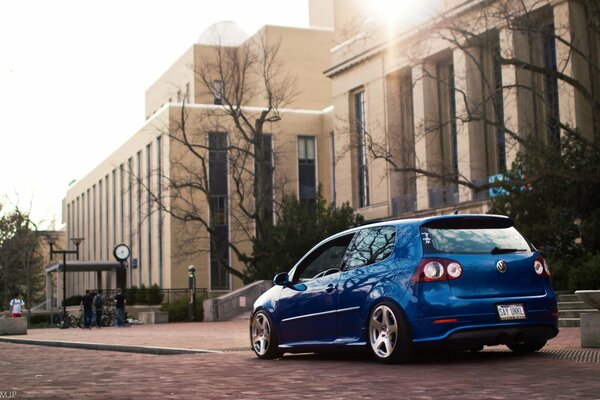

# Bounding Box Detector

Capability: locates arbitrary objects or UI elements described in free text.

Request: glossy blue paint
[252,214,559,356]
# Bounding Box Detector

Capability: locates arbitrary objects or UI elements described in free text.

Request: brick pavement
[0,320,599,399]
[0,318,584,353]
[0,340,599,399]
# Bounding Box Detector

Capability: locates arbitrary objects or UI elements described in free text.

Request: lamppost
[188,265,196,322]
[48,237,84,328]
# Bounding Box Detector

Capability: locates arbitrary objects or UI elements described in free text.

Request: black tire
[507,340,547,353]
[367,300,413,363]
[68,314,80,328]
[250,311,282,359]
[101,315,111,327]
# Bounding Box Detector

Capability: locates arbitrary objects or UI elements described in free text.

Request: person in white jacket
[10,293,25,317]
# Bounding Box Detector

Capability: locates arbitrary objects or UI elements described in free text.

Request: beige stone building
[62,8,335,299]
[62,0,598,299]
[328,0,598,221]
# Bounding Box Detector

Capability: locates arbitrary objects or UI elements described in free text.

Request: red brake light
[411,258,463,284]
[534,256,551,277]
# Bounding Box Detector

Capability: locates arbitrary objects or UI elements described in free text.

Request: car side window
[342,226,396,271]
[294,234,355,282]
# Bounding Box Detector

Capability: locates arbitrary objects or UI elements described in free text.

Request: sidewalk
[0,317,585,355]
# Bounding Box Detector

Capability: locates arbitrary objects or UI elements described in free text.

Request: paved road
[1,342,599,399]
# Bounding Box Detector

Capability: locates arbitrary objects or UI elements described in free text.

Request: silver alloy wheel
[369,304,399,359]
[251,313,272,356]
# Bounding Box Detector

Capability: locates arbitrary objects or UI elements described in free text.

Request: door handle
[325,284,335,293]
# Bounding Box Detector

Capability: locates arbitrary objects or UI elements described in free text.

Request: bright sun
[370,0,440,26]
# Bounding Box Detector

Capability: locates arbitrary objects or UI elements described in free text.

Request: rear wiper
[491,247,526,254]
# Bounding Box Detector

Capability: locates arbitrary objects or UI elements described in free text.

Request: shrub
[63,295,82,307]
[568,253,600,290]
[135,284,148,304]
[27,312,61,328]
[160,296,203,322]
[125,286,137,306]
[147,284,164,305]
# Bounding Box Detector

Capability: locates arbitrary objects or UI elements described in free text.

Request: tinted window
[420,226,531,254]
[296,235,354,282]
[343,226,396,271]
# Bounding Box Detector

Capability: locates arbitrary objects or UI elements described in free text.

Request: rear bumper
[415,324,559,349]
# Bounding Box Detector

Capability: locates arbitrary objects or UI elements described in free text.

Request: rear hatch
[420,216,546,299]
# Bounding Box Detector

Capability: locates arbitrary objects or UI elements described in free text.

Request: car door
[336,226,398,341]
[275,233,355,345]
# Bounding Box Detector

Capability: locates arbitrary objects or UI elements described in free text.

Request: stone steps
[557,293,598,328]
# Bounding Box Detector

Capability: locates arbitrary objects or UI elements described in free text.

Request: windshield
[420,226,532,254]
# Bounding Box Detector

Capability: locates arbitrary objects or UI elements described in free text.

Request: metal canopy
[44,261,122,273]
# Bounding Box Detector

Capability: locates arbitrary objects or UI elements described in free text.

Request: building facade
[62,0,598,298]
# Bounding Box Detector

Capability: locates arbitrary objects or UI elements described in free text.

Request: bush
[27,312,61,328]
[63,295,82,307]
[568,253,600,290]
[147,284,164,305]
[160,296,203,322]
[125,286,137,306]
[135,284,148,304]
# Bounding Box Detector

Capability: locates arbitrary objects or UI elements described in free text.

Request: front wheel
[368,301,413,363]
[507,340,547,354]
[250,311,282,359]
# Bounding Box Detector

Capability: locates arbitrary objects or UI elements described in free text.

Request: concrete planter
[138,311,169,324]
[0,317,27,335]
[575,290,600,348]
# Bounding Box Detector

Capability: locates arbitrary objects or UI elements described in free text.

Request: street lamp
[48,237,84,328]
[188,265,196,322]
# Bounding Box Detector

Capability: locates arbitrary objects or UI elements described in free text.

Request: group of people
[80,288,127,328]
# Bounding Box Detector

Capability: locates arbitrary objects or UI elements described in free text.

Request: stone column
[553,0,594,141]
[411,63,439,210]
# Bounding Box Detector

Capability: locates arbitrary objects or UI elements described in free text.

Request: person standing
[114,288,126,327]
[80,290,94,329]
[93,290,105,328]
[9,293,25,318]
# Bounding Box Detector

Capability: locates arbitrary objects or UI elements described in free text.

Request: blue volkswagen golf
[250,214,558,362]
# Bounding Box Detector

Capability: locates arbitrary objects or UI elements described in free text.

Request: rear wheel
[368,301,413,363]
[250,311,282,359]
[507,340,547,353]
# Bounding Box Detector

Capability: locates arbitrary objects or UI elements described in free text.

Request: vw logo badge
[496,260,507,273]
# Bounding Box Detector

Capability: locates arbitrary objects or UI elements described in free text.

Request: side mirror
[273,272,289,286]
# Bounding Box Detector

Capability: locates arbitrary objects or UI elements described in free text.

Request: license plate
[496,303,526,320]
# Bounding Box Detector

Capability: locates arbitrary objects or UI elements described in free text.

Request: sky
[0,0,308,229]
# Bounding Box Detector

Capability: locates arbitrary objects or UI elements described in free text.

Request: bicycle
[55,309,80,329]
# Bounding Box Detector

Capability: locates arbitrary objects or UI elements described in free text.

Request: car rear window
[420,218,532,254]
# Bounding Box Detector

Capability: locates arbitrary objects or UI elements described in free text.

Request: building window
[156,136,163,287]
[146,143,153,285]
[212,80,223,105]
[491,43,507,173]
[354,90,369,208]
[105,175,109,259]
[137,151,142,286]
[98,180,103,260]
[128,157,134,287]
[209,132,230,291]
[298,136,316,204]
[542,23,560,145]
[255,134,274,224]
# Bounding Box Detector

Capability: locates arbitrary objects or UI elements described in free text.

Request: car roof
[332,214,513,237]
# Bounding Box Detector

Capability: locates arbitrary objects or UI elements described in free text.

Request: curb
[0,337,224,355]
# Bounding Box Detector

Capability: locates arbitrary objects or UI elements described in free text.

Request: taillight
[411,258,463,284]
[534,256,551,277]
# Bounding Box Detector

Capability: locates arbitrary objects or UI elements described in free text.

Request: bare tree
[137,30,297,281]
[335,0,600,205]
